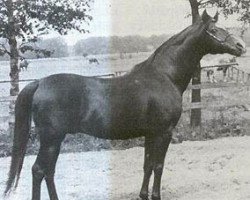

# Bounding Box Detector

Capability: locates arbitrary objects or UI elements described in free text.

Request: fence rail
[185,100,249,111]
[0,71,128,103]
[0,68,249,111]
[201,62,238,69]
[0,71,129,84]
[187,81,250,90]
[0,78,38,84]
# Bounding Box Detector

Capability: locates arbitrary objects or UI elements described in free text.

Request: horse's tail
[4,81,39,195]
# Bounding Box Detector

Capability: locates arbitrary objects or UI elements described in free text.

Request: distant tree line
[1,30,249,61]
[73,34,172,55]
[74,30,250,56]
[0,37,68,61]
[27,37,69,59]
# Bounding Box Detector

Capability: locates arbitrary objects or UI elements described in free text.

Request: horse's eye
[210,29,217,34]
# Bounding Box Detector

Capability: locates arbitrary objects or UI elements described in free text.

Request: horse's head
[199,10,246,57]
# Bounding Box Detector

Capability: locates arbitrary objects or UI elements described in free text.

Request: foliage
[24,37,68,58]
[199,0,249,33]
[73,34,171,55]
[0,0,93,58]
[199,0,249,21]
[0,37,70,60]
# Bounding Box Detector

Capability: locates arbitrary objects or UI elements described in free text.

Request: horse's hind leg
[44,142,62,200]
[32,159,44,200]
[32,127,64,200]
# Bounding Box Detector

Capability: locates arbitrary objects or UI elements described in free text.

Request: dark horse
[19,58,29,71]
[5,11,246,200]
[217,57,237,81]
[89,58,99,65]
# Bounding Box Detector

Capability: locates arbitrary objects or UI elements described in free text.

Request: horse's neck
[150,33,204,94]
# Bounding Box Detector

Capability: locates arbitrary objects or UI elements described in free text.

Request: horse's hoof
[138,193,149,200]
[151,195,161,200]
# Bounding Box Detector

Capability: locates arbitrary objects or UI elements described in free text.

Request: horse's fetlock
[44,171,55,180]
[154,164,163,175]
[32,164,44,180]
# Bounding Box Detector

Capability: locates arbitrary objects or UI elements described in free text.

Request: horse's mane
[148,26,194,62]
[130,25,195,74]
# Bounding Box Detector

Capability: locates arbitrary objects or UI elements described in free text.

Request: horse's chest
[149,95,182,124]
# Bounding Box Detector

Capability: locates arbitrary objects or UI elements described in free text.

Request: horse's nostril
[236,43,243,49]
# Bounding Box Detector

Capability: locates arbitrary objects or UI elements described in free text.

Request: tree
[191,0,250,33]
[188,0,249,128]
[0,0,93,96]
[189,0,202,128]
[0,0,92,132]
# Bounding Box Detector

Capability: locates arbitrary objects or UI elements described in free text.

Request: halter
[205,29,232,44]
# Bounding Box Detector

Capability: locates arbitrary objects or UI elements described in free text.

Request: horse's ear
[201,9,210,23]
[213,11,219,22]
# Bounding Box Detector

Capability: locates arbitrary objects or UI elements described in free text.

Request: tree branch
[199,0,213,5]
[199,0,216,8]
[0,43,11,56]
[19,44,53,58]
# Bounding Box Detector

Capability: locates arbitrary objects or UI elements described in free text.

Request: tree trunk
[7,0,19,135]
[189,0,201,128]
[8,35,19,135]
[190,67,201,128]
[189,0,200,23]
[9,39,19,96]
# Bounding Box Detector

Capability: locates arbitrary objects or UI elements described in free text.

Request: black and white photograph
[0,0,249,199]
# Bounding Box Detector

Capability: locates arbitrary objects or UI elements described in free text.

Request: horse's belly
[83,128,145,140]
[79,116,146,140]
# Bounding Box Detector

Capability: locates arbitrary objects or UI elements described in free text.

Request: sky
[60,0,241,45]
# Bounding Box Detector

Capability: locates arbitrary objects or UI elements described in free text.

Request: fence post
[231,67,234,80]
[236,69,240,82]
[227,66,230,78]
[190,65,201,128]
[242,71,245,83]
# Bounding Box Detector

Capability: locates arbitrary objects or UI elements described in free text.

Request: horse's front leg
[139,136,155,200]
[151,133,172,200]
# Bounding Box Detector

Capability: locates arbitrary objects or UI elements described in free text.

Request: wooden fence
[190,63,250,110]
[201,62,250,83]
[0,66,249,126]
